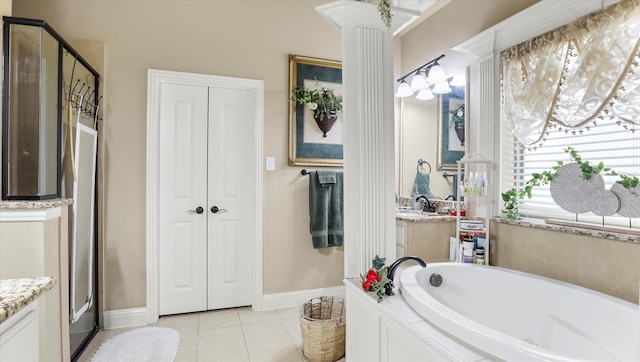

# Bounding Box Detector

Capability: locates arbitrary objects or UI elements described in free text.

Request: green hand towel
[309,171,343,249]
[317,170,336,186]
[413,171,431,196]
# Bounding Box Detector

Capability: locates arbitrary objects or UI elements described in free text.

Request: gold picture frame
[288,54,343,167]
[437,67,468,170]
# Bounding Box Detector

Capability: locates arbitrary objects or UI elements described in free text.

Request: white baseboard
[105,286,346,326]
[257,285,345,311]
[103,307,149,330]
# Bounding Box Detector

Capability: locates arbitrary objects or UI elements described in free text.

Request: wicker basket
[300,296,346,362]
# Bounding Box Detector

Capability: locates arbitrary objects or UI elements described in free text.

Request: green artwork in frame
[437,68,467,170]
[288,54,343,167]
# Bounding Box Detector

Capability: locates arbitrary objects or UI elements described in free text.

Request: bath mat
[90,327,179,362]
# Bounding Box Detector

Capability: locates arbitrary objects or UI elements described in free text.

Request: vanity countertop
[0,199,73,209]
[396,210,456,223]
[0,277,56,324]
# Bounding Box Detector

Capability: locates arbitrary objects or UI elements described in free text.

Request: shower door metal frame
[2,16,101,362]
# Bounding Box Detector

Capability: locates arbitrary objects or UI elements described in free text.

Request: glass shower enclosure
[2,17,101,361]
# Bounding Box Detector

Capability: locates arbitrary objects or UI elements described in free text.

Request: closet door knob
[211,206,227,213]
[188,206,204,214]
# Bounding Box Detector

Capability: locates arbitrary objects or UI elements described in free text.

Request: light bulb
[432,81,452,94]
[427,63,446,83]
[395,81,414,97]
[410,72,427,91]
[416,88,434,100]
[450,72,466,87]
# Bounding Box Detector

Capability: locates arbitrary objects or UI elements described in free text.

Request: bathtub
[398,263,639,362]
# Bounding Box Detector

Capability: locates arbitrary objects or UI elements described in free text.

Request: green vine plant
[616,172,640,190]
[501,188,519,220]
[357,0,392,30]
[377,0,392,30]
[565,146,612,180]
[501,146,640,220]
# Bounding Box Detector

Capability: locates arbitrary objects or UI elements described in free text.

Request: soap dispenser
[412,187,422,210]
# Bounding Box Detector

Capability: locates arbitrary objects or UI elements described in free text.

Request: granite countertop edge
[494,217,640,244]
[0,277,57,324]
[395,214,457,223]
[0,199,73,209]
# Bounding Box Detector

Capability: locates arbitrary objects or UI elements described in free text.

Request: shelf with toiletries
[454,156,491,265]
[459,171,488,197]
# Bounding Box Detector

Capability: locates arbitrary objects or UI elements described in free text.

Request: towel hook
[417,159,431,175]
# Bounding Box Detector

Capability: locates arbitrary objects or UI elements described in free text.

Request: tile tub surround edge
[0,277,57,324]
[494,217,640,244]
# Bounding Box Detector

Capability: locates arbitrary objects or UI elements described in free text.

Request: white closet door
[158,83,209,315]
[206,86,254,310]
[158,78,255,315]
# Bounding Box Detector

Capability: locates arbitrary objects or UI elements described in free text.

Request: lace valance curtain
[501,0,640,147]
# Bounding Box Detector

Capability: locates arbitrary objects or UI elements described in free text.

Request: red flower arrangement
[360,255,390,302]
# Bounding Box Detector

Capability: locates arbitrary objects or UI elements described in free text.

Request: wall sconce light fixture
[395,54,461,100]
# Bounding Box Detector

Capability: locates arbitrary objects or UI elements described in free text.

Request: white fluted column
[453,32,499,219]
[478,54,499,218]
[316,1,419,277]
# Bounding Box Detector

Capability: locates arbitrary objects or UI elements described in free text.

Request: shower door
[62,48,100,360]
[70,123,97,323]
[66,108,100,360]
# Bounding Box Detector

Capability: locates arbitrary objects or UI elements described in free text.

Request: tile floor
[77,306,346,362]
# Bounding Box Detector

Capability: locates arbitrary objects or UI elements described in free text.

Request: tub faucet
[385,256,427,296]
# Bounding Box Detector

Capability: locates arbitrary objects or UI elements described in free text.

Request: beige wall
[491,222,640,304]
[13,0,345,311]
[397,0,538,198]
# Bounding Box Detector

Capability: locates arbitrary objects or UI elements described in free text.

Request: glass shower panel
[60,48,100,359]
[5,24,59,198]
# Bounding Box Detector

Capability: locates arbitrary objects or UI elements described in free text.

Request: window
[499,0,640,229]
[503,118,640,228]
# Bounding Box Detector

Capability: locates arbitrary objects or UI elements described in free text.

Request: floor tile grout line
[80,307,314,362]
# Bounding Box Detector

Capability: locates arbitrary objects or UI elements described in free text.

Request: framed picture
[288,54,343,167]
[437,68,467,170]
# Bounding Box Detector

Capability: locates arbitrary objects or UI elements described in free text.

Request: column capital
[316,0,420,35]
[453,0,611,58]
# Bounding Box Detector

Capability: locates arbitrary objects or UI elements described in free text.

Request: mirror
[398,68,467,200]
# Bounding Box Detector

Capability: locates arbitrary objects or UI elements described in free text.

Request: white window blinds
[504,118,640,228]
